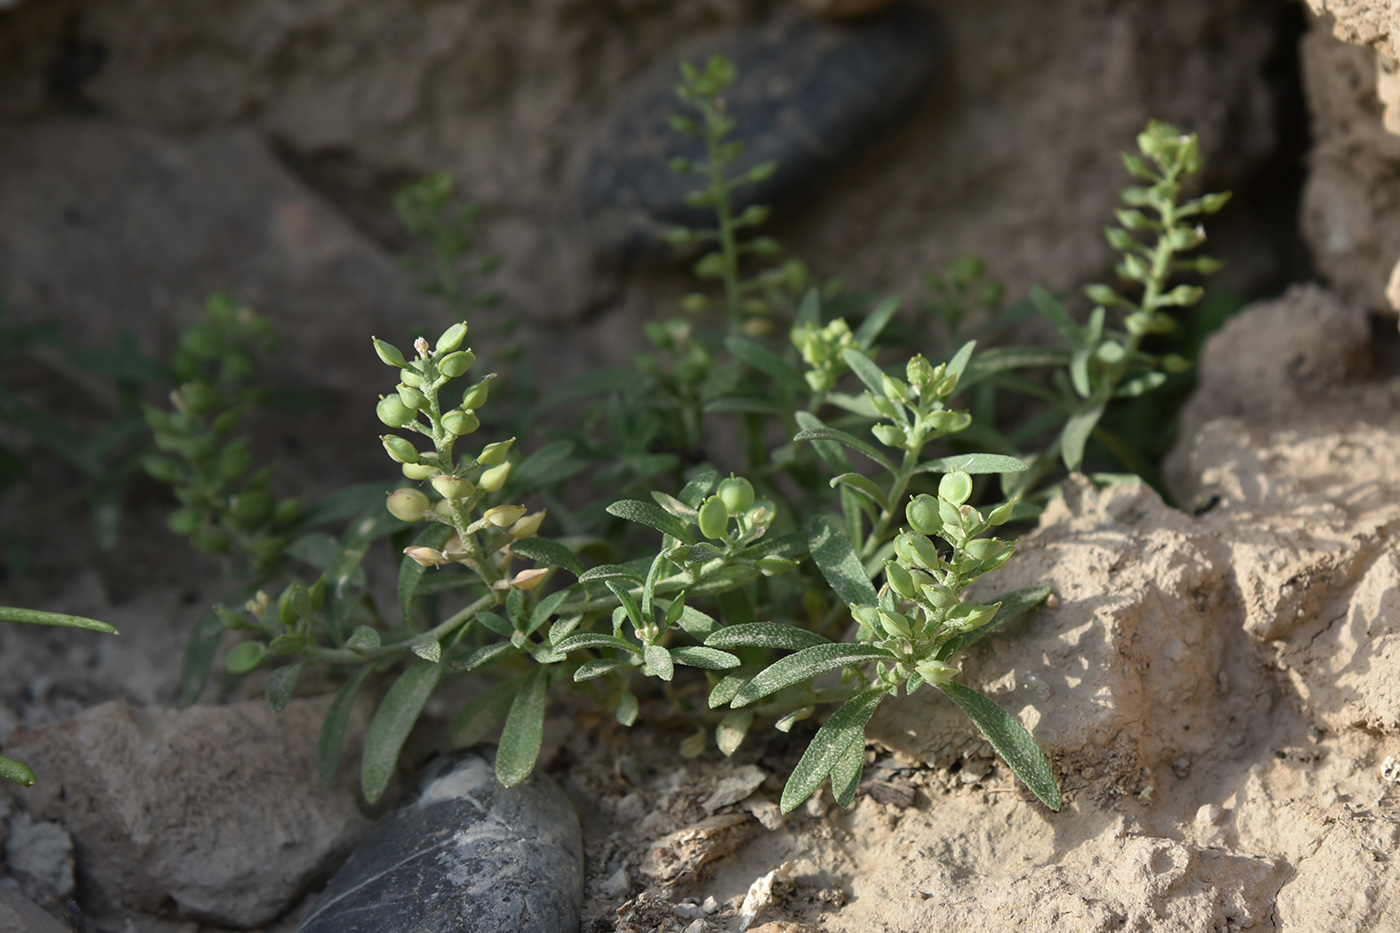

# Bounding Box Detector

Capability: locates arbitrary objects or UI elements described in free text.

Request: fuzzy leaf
[793,427,894,473]
[509,537,585,578]
[573,658,633,681]
[450,677,521,746]
[0,606,118,634]
[362,658,443,803]
[606,499,695,544]
[830,732,867,808]
[829,472,888,510]
[853,296,901,348]
[670,646,741,670]
[840,347,890,398]
[913,453,1028,476]
[937,681,1061,810]
[807,515,878,608]
[725,334,805,394]
[1061,398,1107,472]
[679,469,719,507]
[527,588,573,636]
[264,662,304,714]
[716,710,754,757]
[731,643,894,708]
[496,667,548,786]
[317,665,372,786]
[780,687,885,812]
[705,622,830,651]
[553,632,643,656]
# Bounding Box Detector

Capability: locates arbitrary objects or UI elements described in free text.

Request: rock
[701,764,766,813]
[0,886,70,933]
[575,6,943,259]
[298,748,582,933]
[2,813,73,907]
[2,697,372,926]
[639,813,757,886]
[600,866,632,899]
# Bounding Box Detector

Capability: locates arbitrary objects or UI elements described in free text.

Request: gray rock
[2,697,372,926]
[298,748,583,933]
[576,5,942,259]
[0,885,70,933]
[2,813,73,906]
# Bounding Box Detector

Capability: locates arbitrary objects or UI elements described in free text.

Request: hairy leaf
[705,622,830,651]
[317,665,372,786]
[731,643,893,708]
[509,537,585,577]
[807,515,878,608]
[606,499,695,544]
[362,658,442,803]
[450,677,521,746]
[496,667,548,786]
[780,687,885,812]
[937,681,1061,810]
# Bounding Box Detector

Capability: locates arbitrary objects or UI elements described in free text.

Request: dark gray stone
[576,5,943,260]
[298,748,583,933]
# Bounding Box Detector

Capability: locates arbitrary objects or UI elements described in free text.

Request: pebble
[703,895,722,914]
[601,866,632,898]
[298,748,583,933]
[576,5,943,259]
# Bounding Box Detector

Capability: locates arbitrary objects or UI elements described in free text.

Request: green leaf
[527,588,572,636]
[1029,286,1082,344]
[679,469,719,507]
[458,641,519,671]
[643,643,674,681]
[317,665,372,786]
[670,646,740,670]
[606,499,695,544]
[945,339,977,387]
[938,586,1052,659]
[578,564,644,584]
[709,668,757,708]
[716,710,753,757]
[829,473,888,510]
[182,590,255,705]
[793,427,894,473]
[936,681,1061,810]
[616,689,640,726]
[780,687,885,812]
[476,611,513,638]
[840,347,889,398]
[0,606,118,634]
[510,440,583,489]
[606,580,642,630]
[265,662,304,713]
[496,667,548,786]
[553,632,643,656]
[0,755,36,787]
[853,296,901,348]
[676,605,720,640]
[724,334,804,394]
[1061,398,1107,472]
[807,515,878,608]
[731,643,893,708]
[361,658,443,803]
[913,453,1028,475]
[705,622,830,651]
[509,537,585,578]
[671,542,724,564]
[574,658,633,681]
[830,732,866,808]
[794,411,854,473]
[398,522,454,616]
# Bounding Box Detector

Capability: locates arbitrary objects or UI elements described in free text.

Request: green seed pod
[439,349,475,379]
[872,424,906,449]
[756,555,797,577]
[906,495,942,536]
[177,382,219,415]
[230,490,273,525]
[920,583,959,610]
[868,394,899,419]
[431,474,475,501]
[478,461,511,492]
[697,495,729,540]
[939,471,973,506]
[896,532,942,571]
[442,410,480,436]
[885,561,918,600]
[168,507,202,536]
[386,488,431,522]
[510,510,546,538]
[399,369,424,387]
[402,462,437,480]
[851,605,881,633]
[381,435,419,464]
[945,601,1000,633]
[483,504,528,527]
[397,384,429,410]
[964,538,1007,562]
[192,528,230,554]
[923,410,973,434]
[477,437,513,467]
[881,374,908,403]
[225,641,265,675]
[877,608,912,639]
[914,658,958,684]
[436,322,468,354]
[376,395,416,428]
[717,475,755,513]
[373,337,407,368]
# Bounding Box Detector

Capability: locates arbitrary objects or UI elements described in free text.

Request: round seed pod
[442,410,480,436]
[439,350,475,378]
[697,495,729,540]
[717,476,756,513]
[386,488,431,522]
[906,494,941,536]
[436,322,468,354]
[377,395,416,428]
[381,436,419,464]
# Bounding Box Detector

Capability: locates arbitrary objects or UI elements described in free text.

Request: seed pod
[386,488,431,522]
[483,504,528,527]
[403,546,446,568]
[964,538,1007,562]
[377,395,416,428]
[717,475,755,513]
[914,658,958,684]
[986,499,1018,526]
[697,495,729,540]
[230,490,273,524]
[939,471,973,506]
[396,384,429,411]
[920,583,959,610]
[509,510,546,539]
[478,461,511,492]
[168,508,202,536]
[756,555,797,577]
[442,410,480,436]
[477,437,513,467]
[881,374,908,403]
[906,494,942,536]
[225,641,265,675]
[851,605,881,633]
[872,424,906,448]
[877,608,912,639]
[434,499,454,518]
[438,350,475,378]
[382,436,419,465]
[373,337,407,368]
[508,568,549,591]
[885,561,918,600]
[400,369,424,387]
[436,322,468,354]
[403,462,437,480]
[944,601,1000,633]
[459,378,492,410]
[896,532,942,571]
[432,475,475,501]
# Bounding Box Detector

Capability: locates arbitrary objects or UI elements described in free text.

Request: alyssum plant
[177,56,1226,817]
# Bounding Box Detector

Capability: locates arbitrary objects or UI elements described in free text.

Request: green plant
[394,173,501,320]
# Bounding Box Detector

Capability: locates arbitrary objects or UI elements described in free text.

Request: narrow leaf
[606,499,695,544]
[679,468,718,507]
[853,296,901,347]
[574,658,633,681]
[398,523,453,616]
[450,677,521,746]
[553,632,643,656]
[937,681,1061,810]
[362,658,443,803]
[1029,286,1081,343]
[795,411,853,472]
[705,622,830,651]
[509,538,585,577]
[458,641,518,671]
[265,662,304,713]
[616,689,639,726]
[829,472,889,511]
[606,580,642,629]
[731,643,893,708]
[1061,398,1107,472]
[914,453,1029,475]
[709,668,757,709]
[643,643,674,681]
[725,334,804,393]
[0,606,118,634]
[780,688,885,812]
[676,605,719,640]
[793,428,894,473]
[945,339,977,386]
[496,667,548,786]
[830,733,867,808]
[670,646,740,670]
[0,755,36,787]
[317,665,372,786]
[840,347,889,398]
[716,710,754,757]
[527,588,572,636]
[807,515,878,608]
[578,564,644,584]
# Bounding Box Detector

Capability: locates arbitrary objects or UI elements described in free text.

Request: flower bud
[717,475,755,513]
[397,384,429,410]
[939,470,973,506]
[377,395,416,427]
[373,337,407,368]
[460,377,493,410]
[477,437,513,467]
[478,461,510,492]
[438,350,475,378]
[432,475,475,501]
[403,462,437,480]
[386,488,431,522]
[509,510,546,539]
[906,495,942,536]
[403,546,447,568]
[381,435,419,464]
[442,410,480,436]
[508,568,549,590]
[697,495,729,540]
[436,322,468,354]
[434,499,454,518]
[484,504,528,527]
[872,424,906,448]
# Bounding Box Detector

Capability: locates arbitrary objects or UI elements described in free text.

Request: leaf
[606,580,642,629]
[724,334,804,394]
[705,622,830,651]
[830,732,867,808]
[731,643,894,708]
[527,588,573,636]
[807,515,878,608]
[1029,286,1082,344]
[945,339,977,387]
[671,542,724,564]
[398,522,454,616]
[829,472,888,510]
[574,658,633,681]
[578,564,644,584]
[913,453,1029,475]
[709,668,757,709]
[676,605,719,640]
[616,689,639,726]
[458,642,519,671]
[475,611,513,637]
[510,440,583,489]
[853,296,901,347]
[361,658,443,803]
[496,667,548,786]
[182,589,255,705]
[651,491,698,522]
[317,665,372,786]
[450,677,521,747]
[794,411,853,473]
[716,710,754,757]
[606,499,695,544]
[265,662,305,713]
[679,468,719,507]
[937,681,1061,810]
[294,482,394,532]
[509,537,585,577]
[0,755,36,787]
[553,632,643,656]
[1061,398,1107,472]
[840,347,890,398]
[793,427,894,473]
[0,606,118,634]
[643,643,674,681]
[938,586,1053,659]
[670,646,740,670]
[780,687,885,813]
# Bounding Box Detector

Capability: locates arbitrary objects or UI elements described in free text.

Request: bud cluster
[696,474,776,551]
[866,353,971,455]
[790,317,858,394]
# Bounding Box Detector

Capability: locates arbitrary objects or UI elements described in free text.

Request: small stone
[741,794,784,831]
[804,795,827,819]
[0,886,69,933]
[601,866,632,899]
[674,901,703,919]
[684,920,711,933]
[3,813,73,905]
[1196,803,1224,825]
[298,748,582,933]
[576,6,943,259]
[702,764,766,813]
[703,895,721,914]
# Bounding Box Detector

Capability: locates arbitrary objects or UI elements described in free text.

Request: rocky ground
[3,1,1400,931]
